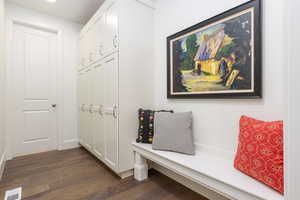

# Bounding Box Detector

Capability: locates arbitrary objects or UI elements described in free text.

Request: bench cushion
[234,116,284,193]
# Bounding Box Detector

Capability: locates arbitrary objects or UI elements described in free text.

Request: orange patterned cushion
[234,116,284,193]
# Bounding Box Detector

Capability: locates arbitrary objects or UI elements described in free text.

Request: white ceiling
[6,0,105,24]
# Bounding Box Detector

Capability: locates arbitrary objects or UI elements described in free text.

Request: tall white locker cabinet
[78,0,154,178]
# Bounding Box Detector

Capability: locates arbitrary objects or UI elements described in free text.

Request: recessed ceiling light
[46,0,56,3]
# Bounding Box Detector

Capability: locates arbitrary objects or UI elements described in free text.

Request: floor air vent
[4,187,22,200]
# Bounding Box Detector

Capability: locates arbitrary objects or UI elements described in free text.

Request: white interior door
[103,55,119,170]
[11,22,58,156]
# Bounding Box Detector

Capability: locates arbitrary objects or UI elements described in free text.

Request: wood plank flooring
[0,148,208,200]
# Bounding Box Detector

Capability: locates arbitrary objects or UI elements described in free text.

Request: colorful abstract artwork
[167,0,261,99]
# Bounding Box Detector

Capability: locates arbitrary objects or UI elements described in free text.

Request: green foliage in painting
[216,42,236,60]
[181,34,198,68]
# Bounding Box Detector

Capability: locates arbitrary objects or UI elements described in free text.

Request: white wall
[5,3,82,156]
[0,0,6,171]
[286,0,300,199]
[154,0,285,155]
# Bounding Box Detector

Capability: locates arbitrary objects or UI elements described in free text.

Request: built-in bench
[132,142,284,200]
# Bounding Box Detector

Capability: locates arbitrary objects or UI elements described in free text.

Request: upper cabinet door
[79,35,88,70]
[103,1,119,56]
[79,37,84,71]
[94,13,106,62]
[89,25,97,64]
[85,28,96,66]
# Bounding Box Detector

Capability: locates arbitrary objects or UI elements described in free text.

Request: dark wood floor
[0,148,208,200]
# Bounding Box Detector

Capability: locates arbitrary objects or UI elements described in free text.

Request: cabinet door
[78,36,85,71]
[103,2,118,56]
[93,14,106,62]
[103,55,119,170]
[78,73,85,144]
[91,64,105,159]
[79,71,89,147]
[90,25,98,64]
[85,69,93,150]
[79,69,93,150]
[85,28,94,66]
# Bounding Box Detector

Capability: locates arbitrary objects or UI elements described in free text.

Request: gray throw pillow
[152,112,195,155]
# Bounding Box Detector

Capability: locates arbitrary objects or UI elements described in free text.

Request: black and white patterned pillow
[136,109,155,144]
[136,108,173,144]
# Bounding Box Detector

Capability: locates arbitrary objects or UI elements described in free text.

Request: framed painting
[167,0,262,99]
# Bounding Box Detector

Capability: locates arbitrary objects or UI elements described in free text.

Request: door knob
[52,104,57,108]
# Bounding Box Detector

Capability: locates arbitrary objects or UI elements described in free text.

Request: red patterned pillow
[234,116,284,193]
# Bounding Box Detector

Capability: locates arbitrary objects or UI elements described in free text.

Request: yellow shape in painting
[181,70,194,75]
[222,35,234,47]
[195,59,222,75]
[199,75,222,82]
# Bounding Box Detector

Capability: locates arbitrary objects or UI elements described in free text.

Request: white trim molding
[60,139,80,150]
[0,151,6,180]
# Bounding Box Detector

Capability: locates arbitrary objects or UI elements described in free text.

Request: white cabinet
[103,1,118,56]
[78,0,154,178]
[78,1,118,71]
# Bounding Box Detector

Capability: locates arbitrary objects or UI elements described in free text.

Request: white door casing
[10,21,59,156]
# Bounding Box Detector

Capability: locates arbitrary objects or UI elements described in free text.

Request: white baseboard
[150,162,230,200]
[60,139,80,150]
[0,151,7,181]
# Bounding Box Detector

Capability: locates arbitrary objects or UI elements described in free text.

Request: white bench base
[132,142,284,200]
[134,152,148,181]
